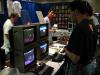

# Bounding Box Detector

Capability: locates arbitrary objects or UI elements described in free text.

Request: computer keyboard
[52,53,64,62]
[38,65,54,75]
[32,64,54,75]
[44,55,52,60]
[42,55,52,63]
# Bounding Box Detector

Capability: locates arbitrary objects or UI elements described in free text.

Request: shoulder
[92,16,99,25]
[4,19,13,27]
[44,16,48,20]
[44,16,49,22]
[78,19,90,30]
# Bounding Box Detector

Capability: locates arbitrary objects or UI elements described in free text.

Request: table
[0,43,65,75]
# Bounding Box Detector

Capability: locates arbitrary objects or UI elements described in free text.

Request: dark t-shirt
[67,19,97,65]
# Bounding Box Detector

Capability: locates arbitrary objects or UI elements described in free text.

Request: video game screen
[24,49,35,66]
[24,28,34,44]
[68,23,73,29]
[94,13,100,18]
[39,25,48,37]
[40,43,48,53]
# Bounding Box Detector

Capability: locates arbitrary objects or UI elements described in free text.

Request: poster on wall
[36,11,44,23]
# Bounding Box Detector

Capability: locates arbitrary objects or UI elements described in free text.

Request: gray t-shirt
[91,16,99,25]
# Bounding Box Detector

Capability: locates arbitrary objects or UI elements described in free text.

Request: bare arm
[64,48,80,64]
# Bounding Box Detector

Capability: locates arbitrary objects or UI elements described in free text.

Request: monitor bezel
[68,22,73,30]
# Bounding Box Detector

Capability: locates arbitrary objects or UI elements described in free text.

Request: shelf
[50,3,72,29]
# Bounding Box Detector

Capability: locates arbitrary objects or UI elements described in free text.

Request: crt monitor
[24,28,35,45]
[40,43,48,54]
[94,13,100,19]
[11,47,37,72]
[39,24,48,38]
[24,48,37,71]
[37,41,48,60]
[10,26,36,50]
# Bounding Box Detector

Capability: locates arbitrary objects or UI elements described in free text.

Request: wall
[19,1,41,24]
[33,0,72,3]
[33,0,100,13]
[0,0,8,47]
[0,0,8,29]
[88,0,100,13]
[13,0,100,13]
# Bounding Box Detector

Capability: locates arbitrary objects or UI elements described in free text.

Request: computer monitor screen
[24,28,34,44]
[94,13,100,18]
[39,25,48,37]
[68,22,73,30]
[24,49,35,66]
[40,43,48,53]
